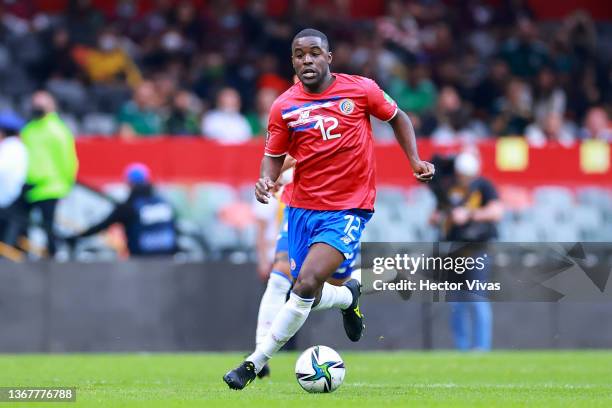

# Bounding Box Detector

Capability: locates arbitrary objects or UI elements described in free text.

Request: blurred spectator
[532,67,566,124]
[567,64,604,123]
[255,54,292,97]
[580,107,612,142]
[141,27,194,72]
[0,110,27,247]
[39,27,80,82]
[41,28,90,117]
[0,1,609,141]
[201,87,252,144]
[421,86,486,144]
[472,59,510,118]
[21,91,78,257]
[165,90,202,136]
[491,78,533,136]
[246,88,278,137]
[429,151,503,351]
[65,163,178,257]
[388,63,437,115]
[117,81,164,138]
[563,11,597,61]
[500,17,548,78]
[526,112,575,147]
[153,74,179,108]
[72,26,141,88]
[64,0,105,46]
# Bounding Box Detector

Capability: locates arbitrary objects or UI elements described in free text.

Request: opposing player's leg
[253,207,292,379]
[224,208,309,390]
[254,251,291,379]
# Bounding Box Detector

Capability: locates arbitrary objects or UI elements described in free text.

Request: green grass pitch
[1,352,611,407]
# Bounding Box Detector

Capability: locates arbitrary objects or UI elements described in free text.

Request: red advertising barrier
[76,138,612,188]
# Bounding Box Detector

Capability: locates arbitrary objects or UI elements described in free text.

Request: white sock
[311,282,353,312]
[255,272,292,347]
[247,292,314,372]
[351,268,362,285]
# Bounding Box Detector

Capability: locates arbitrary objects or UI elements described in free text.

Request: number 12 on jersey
[314,117,341,140]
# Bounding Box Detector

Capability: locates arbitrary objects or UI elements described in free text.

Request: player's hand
[412,160,435,182]
[255,177,276,204]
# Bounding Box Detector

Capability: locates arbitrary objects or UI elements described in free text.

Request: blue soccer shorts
[287,207,372,279]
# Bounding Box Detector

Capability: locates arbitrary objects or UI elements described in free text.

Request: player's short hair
[292,28,330,51]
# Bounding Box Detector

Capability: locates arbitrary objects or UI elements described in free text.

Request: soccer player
[253,156,362,379]
[224,28,434,390]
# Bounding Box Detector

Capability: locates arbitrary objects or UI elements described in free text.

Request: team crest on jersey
[338,98,355,115]
[290,258,296,270]
[299,110,310,120]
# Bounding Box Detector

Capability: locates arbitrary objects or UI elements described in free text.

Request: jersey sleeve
[264,100,290,157]
[364,78,398,122]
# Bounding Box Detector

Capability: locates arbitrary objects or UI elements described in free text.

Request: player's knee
[292,274,323,299]
[273,260,291,280]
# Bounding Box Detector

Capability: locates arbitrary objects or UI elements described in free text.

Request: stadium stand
[1,0,611,259]
[0,1,610,140]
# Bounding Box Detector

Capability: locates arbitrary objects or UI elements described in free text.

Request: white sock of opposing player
[311,282,353,312]
[247,292,314,372]
[255,272,292,347]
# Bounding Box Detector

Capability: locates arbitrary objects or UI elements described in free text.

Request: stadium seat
[498,219,540,242]
[102,183,130,202]
[533,186,574,208]
[157,184,192,219]
[1,65,35,99]
[576,187,612,209]
[81,113,117,135]
[538,217,580,241]
[499,185,532,211]
[59,113,81,135]
[192,183,238,222]
[47,78,89,116]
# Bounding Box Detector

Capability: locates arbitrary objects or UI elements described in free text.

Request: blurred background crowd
[1,0,612,263]
[0,0,610,144]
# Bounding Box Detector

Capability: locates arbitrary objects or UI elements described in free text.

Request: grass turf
[1,352,611,407]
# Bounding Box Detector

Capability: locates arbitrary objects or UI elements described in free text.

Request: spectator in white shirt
[201,87,252,144]
[580,107,612,142]
[526,112,575,147]
[0,111,28,246]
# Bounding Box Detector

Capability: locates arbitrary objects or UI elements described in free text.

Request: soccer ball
[295,345,345,393]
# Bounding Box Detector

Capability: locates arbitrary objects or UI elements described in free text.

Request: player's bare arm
[280,155,296,173]
[255,155,284,204]
[389,110,435,182]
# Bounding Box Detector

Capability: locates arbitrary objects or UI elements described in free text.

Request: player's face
[291,37,332,88]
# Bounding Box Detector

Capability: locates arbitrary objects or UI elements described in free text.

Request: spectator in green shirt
[21,91,78,257]
[117,81,164,138]
[246,88,278,137]
[165,90,202,136]
[388,63,437,115]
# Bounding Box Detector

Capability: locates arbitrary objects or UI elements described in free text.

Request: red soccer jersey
[265,73,398,211]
